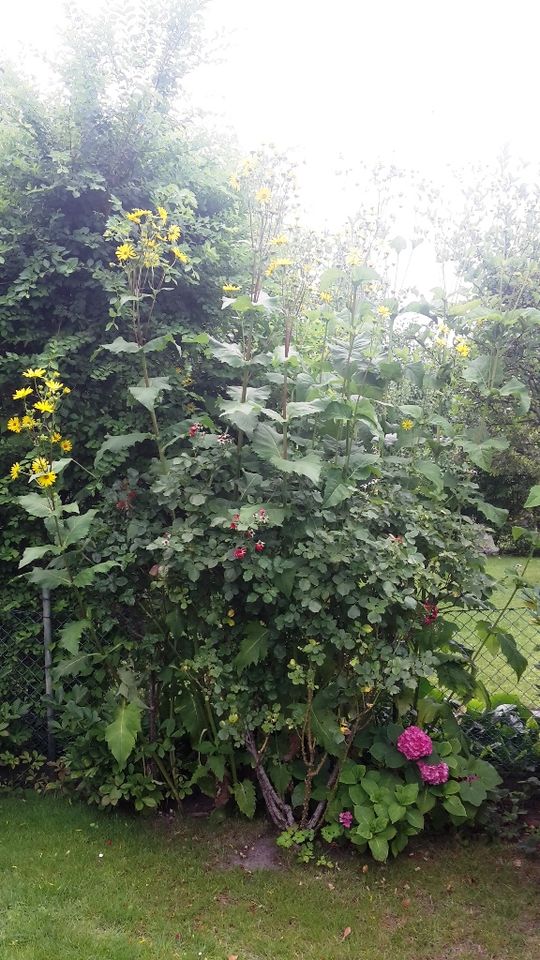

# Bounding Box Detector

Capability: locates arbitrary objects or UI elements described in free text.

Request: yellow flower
[181,375,193,387]
[228,174,240,191]
[167,225,181,242]
[45,380,63,392]
[22,414,36,430]
[116,242,137,262]
[156,206,168,223]
[240,157,256,176]
[36,472,57,488]
[401,419,414,431]
[255,186,271,204]
[376,305,391,319]
[31,457,50,474]
[63,387,71,395]
[60,439,72,453]
[126,209,151,223]
[7,417,22,433]
[34,400,55,414]
[227,609,235,618]
[270,235,289,246]
[12,387,33,400]
[143,251,160,268]
[266,257,292,276]
[10,462,21,480]
[22,368,46,379]
[172,247,189,263]
[346,249,362,267]
[223,283,241,293]
[50,432,62,443]
[320,291,333,304]
[455,341,470,358]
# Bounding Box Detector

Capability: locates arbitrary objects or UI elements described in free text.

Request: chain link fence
[1,593,538,761]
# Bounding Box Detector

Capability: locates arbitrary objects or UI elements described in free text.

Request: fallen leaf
[327,881,335,890]
[401,898,411,909]
[228,955,238,960]
[362,864,369,874]
[341,926,352,941]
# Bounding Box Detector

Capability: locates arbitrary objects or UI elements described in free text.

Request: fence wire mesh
[0,595,538,760]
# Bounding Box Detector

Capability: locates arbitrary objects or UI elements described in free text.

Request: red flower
[115,500,127,510]
[127,490,137,501]
[255,541,265,553]
[188,422,202,438]
[234,546,247,560]
[245,528,254,539]
[423,601,439,625]
[230,522,238,530]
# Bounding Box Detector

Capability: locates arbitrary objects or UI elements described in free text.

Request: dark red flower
[234,546,247,560]
[255,541,265,553]
[423,601,439,625]
[115,500,127,511]
[127,490,137,501]
[230,522,238,530]
[188,422,202,438]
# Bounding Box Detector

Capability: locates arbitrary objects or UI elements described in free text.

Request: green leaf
[370,741,406,768]
[219,398,263,435]
[442,795,467,818]
[64,509,97,546]
[459,437,508,471]
[311,703,343,756]
[395,783,419,806]
[500,377,531,413]
[233,779,256,818]
[28,568,71,589]
[58,619,90,655]
[524,484,540,508]
[54,652,95,678]
[207,754,225,781]
[72,560,117,587]
[499,631,527,680]
[17,493,56,518]
[105,701,142,769]
[405,807,424,830]
[142,334,180,354]
[208,337,247,368]
[18,544,58,569]
[459,779,487,806]
[103,336,141,354]
[416,460,443,492]
[388,802,407,823]
[94,432,150,467]
[286,400,329,419]
[234,622,269,672]
[270,453,322,484]
[322,480,356,509]
[475,501,508,526]
[128,377,171,413]
[368,836,389,862]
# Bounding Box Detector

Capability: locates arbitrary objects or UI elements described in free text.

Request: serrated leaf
[28,568,71,589]
[18,544,58,569]
[234,622,269,671]
[64,509,97,546]
[233,779,256,818]
[94,432,150,467]
[17,493,56,518]
[73,560,117,587]
[128,377,171,412]
[103,336,141,354]
[105,701,142,768]
[475,501,508,526]
[59,619,90,655]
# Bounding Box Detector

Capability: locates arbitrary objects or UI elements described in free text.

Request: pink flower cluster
[396,725,433,760]
[417,760,450,785]
[339,811,353,829]
[397,725,450,785]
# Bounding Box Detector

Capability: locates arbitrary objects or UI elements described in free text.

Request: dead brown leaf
[340,926,352,941]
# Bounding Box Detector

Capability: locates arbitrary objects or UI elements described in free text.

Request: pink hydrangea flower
[396,725,433,760]
[417,760,450,785]
[339,811,353,829]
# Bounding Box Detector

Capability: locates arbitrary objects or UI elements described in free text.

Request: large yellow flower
[60,439,73,453]
[228,175,240,191]
[172,247,189,264]
[376,305,391,319]
[10,462,21,480]
[455,341,470,358]
[270,235,289,246]
[401,419,414,431]
[7,416,22,433]
[31,456,50,474]
[223,283,241,293]
[36,472,57,488]
[22,368,46,379]
[50,432,62,443]
[167,225,181,242]
[126,208,151,223]
[266,257,292,276]
[346,249,362,267]
[255,187,271,204]
[34,400,55,414]
[320,291,333,304]
[156,206,168,223]
[13,387,33,400]
[22,414,37,429]
[116,242,137,262]
[45,379,63,392]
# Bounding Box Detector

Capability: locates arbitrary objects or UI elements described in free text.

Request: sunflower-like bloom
[7,417,22,432]
[34,400,55,414]
[36,472,57,488]
[22,368,46,379]
[13,387,33,400]
[116,243,137,262]
[10,462,21,480]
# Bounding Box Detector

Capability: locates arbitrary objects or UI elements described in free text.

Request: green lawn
[0,793,538,960]
[452,556,539,704]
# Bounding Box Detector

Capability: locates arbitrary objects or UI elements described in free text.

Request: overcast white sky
[2,0,540,288]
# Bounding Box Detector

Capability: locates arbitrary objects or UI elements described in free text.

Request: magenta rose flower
[396,725,433,760]
[417,760,450,785]
[339,811,353,829]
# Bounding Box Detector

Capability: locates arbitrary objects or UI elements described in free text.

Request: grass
[452,556,539,703]
[0,793,539,960]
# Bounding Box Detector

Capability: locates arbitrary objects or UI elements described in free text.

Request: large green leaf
[459,437,508,471]
[286,399,330,419]
[475,501,508,526]
[271,453,322,484]
[17,492,56,518]
[368,836,389,862]
[28,568,71,589]
[524,484,540,508]
[59,619,90,655]
[219,398,263,435]
[128,377,171,413]
[18,544,59,569]
[233,779,256,818]
[208,336,247,368]
[500,377,530,413]
[64,509,97,546]
[105,701,142,768]
[73,560,117,587]
[94,432,150,467]
[442,795,467,818]
[416,460,443,492]
[498,630,528,680]
[234,622,269,671]
[103,336,141,354]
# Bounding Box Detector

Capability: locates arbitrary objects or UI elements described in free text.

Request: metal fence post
[42,587,56,760]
